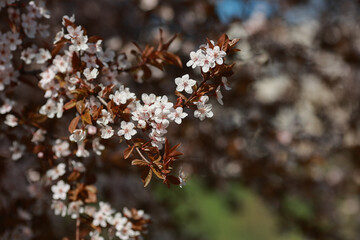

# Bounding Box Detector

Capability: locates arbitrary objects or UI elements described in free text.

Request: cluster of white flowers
[0,2,56,129]
[91,204,145,240]
[0,0,237,237]
[186,41,226,73]
[33,15,232,158]
[179,41,232,120]
[1,1,49,87]
[0,31,21,91]
[47,161,147,240]
[131,93,188,149]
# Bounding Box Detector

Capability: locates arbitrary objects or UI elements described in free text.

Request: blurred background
[2,0,360,239]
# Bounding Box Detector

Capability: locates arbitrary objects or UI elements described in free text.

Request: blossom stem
[135,146,151,164]
[182,78,208,107]
[76,216,80,240]
[97,96,108,106]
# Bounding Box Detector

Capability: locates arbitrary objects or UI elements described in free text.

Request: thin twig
[76,216,80,240]
[97,96,108,107]
[135,146,151,164]
[182,78,208,107]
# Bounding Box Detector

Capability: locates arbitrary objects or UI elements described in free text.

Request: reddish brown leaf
[68,115,81,133]
[84,185,97,203]
[63,18,76,28]
[162,34,177,51]
[143,169,152,187]
[81,110,92,125]
[168,150,183,158]
[131,159,148,166]
[29,113,48,124]
[132,41,143,53]
[76,100,85,114]
[71,52,81,72]
[141,64,152,80]
[158,52,183,68]
[206,38,214,48]
[124,145,135,159]
[52,41,66,57]
[67,171,81,182]
[88,36,103,43]
[166,175,181,185]
[142,45,154,59]
[151,166,164,180]
[149,59,164,71]
[175,91,188,101]
[63,99,77,110]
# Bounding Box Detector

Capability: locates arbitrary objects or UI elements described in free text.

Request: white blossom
[4,114,18,127]
[194,103,214,121]
[51,200,67,217]
[96,109,112,126]
[169,107,188,124]
[53,55,69,73]
[186,49,204,69]
[35,48,51,64]
[83,68,99,80]
[116,221,137,240]
[39,98,63,119]
[92,138,105,155]
[0,99,14,114]
[6,32,21,51]
[51,180,70,200]
[175,74,196,94]
[206,45,226,65]
[69,129,86,142]
[31,128,46,144]
[53,139,71,158]
[222,76,232,90]
[87,125,97,135]
[89,230,104,240]
[215,85,224,105]
[67,200,84,219]
[92,211,107,227]
[100,125,114,139]
[76,141,90,158]
[199,54,215,73]
[71,160,86,172]
[117,121,137,140]
[21,45,37,64]
[109,86,136,105]
[46,163,66,181]
[10,141,25,161]
[108,212,127,226]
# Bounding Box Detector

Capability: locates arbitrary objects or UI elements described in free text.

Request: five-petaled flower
[117,121,137,140]
[51,180,70,200]
[175,74,196,94]
[194,103,214,121]
[70,129,86,142]
[46,163,66,181]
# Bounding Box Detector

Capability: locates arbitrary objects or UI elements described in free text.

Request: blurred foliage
[155,178,303,240]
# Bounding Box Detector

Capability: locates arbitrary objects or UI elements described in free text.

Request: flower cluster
[0,0,239,238]
[48,162,149,240]
[186,41,226,72]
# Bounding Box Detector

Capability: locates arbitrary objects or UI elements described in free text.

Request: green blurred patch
[283,195,313,221]
[155,178,304,240]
